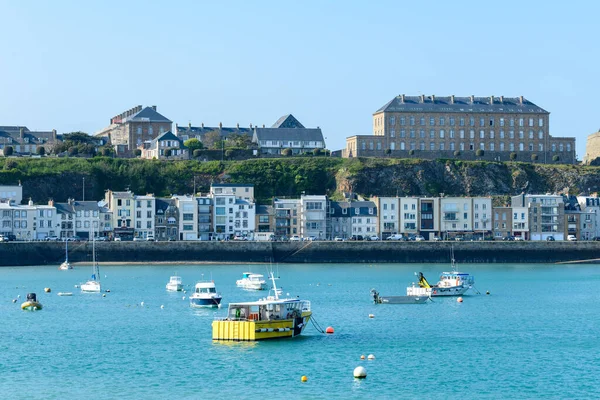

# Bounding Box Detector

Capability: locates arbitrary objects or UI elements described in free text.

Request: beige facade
[583,129,600,164]
[343,95,576,164]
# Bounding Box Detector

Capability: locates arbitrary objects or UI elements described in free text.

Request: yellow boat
[212,273,311,341]
[21,293,43,311]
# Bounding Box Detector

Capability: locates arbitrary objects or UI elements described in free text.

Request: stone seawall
[1,241,600,266]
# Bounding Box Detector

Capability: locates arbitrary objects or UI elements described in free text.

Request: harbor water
[2,262,600,399]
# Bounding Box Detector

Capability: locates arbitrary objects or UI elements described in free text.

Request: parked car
[3,234,16,242]
[350,235,364,241]
[290,235,301,242]
[0,235,5,242]
[432,236,442,241]
[133,237,143,241]
[591,236,600,241]
[304,236,317,241]
[114,237,122,241]
[146,236,155,242]
[387,234,404,241]
[502,236,515,241]
[514,236,524,241]
[233,235,247,241]
[454,236,464,241]
[365,235,379,241]
[45,235,60,241]
[567,235,577,241]
[546,236,555,241]
[333,236,345,241]
[65,236,81,242]
[414,235,425,242]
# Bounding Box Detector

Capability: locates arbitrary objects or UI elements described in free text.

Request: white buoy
[160,305,164,309]
[353,366,367,379]
[141,301,144,307]
[102,294,106,297]
[367,354,375,360]
[368,314,374,318]
[182,296,186,300]
[12,299,17,303]
[17,295,20,298]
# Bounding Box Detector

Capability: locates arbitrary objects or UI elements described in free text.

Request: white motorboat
[81,233,101,293]
[166,276,183,292]
[189,280,222,308]
[371,289,429,304]
[236,272,267,291]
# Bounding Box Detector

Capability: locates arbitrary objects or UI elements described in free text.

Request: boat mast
[269,271,280,300]
[65,239,68,262]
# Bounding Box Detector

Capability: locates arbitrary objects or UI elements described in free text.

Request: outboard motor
[26,293,37,302]
[371,289,380,304]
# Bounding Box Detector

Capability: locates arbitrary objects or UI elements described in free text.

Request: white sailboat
[58,239,72,270]
[81,231,101,293]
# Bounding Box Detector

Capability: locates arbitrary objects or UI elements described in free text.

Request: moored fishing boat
[189,280,222,308]
[236,272,267,291]
[212,273,312,341]
[371,289,429,304]
[166,275,183,292]
[21,293,43,311]
[412,249,475,296]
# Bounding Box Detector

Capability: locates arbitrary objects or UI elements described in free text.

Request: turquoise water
[2,262,600,399]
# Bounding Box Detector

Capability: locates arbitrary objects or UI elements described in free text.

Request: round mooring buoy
[326,326,334,334]
[44,288,51,293]
[367,354,375,360]
[486,291,490,295]
[368,314,374,318]
[301,376,308,383]
[353,366,367,379]
[360,355,365,360]
[457,297,463,303]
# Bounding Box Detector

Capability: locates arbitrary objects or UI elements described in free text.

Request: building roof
[376,95,549,114]
[211,183,254,188]
[256,205,272,215]
[271,114,305,129]
[176,125,253,139]
[128,106,172,123]
[71,201,101,212]
[150,131,183,147]
[254,127,324,142]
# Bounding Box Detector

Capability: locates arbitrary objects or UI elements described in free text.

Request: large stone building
[343,95,576,163]
[95,105,172,154]
[0,126,60,156]
[583,128,600,164]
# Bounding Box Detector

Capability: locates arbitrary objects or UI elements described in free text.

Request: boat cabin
[227,300,310,322]
[195,282,218,294]
[438,272,474,287]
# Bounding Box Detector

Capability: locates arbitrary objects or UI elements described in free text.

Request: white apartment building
[300,195,327,239]
[577,196,600,237]
[511,206,529,239]
[0,184,23,204]
[440,197,473,238]
[375,197,399,238]
[512,194,564,241]
[173,195,199,240]
[210,184,254,202]
[399,197,419,236]
[273,198,301,238]
[134,195,155,239]
[350,201,378,237]
[473,197,493,239]
[211,192,255,239]
[105,190,135,240]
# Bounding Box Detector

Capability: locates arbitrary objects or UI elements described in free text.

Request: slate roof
[271,114,305,129]
[71,201,101,212]
[149,131,185,148]
[0,126,57,145]
[212,183,254,188]
[254,127,324,142]
[176,125,253,140]
[128,107,172,123]
[256,205,272,215]
[376,95,548,114]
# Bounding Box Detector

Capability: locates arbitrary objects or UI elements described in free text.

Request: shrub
[3,146,13,156]
[282,148,292,157]
[476,149,485,157]
[408,149,415,156]
[225,149,233,159]
[134,149,142,157]
[193,149,202,158]
[385,148,392,156]
[312,148,323,156]
[510,152,517,161]
[184,138,203,152]
[3,159,17,170]
[552,155,560,162]
[36,146,46,156]
[531,154,539,162]
[68,147,79,156]
[453,150,461,157]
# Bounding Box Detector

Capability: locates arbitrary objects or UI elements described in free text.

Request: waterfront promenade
[2,241,599,266]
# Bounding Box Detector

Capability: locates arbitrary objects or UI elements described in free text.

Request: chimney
[450,95,455,104]
[151,105,157,111]
[188,122,191,128]
[52,129,57,140]
[201,123,204,129]
[138,105,142,112]
[400,94,405,103]
[490,96,494,104]
[470,95,475,103]
[48,199,54,207]
[19,128,24,141]
[28,198,33,206]
[250,123,253,129]
[431,95,435,103]
[519,96,524,104]
[236,123,239,129]
[219,122,222,129]
[262,124,265,128]
[420,95,425,103]
[500,95,504,103]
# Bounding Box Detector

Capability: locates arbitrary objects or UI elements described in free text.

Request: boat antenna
[269,271,280,300]
[451,245,457,271]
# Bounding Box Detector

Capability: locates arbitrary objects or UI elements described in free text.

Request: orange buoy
[457,297,463,303]
[360,355,365,360]
[326,326,334,334]
[301,376,308,382]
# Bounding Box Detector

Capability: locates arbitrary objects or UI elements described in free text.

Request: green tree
[282,148,292,156]
[4,146,14,156]
[476,149,485,158]
[552,155,560,162]
[203,130,222,149]
[184,138,204,152]
[531,154,539,162]
[3,159,17,170]
[408,149,415,156]
[101,147,113,157]
[312,148,323,156]
[225,149,233,159]
[589,157,600,166]
[36,146,46,156]
[225,133,252,149]
[385,148,392,157]
[453,150,461,157]
[134,149,142,157]
[193,149,202,158]
[510,152,517,161]
[164,148,172,158]
[68,147,79,156]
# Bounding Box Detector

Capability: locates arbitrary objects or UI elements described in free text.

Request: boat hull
[190,296,222,308]
[81,281,101,293]
[430,286,470,296]
[166,283,183,292]
[376,295,429,304]
[212,311,312,341]
[21,301,43,311]
[236,282,267,291]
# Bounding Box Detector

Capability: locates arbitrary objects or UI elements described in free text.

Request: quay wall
[1,241,600,266]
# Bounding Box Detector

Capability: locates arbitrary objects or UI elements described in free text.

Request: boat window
[275,305,281,312]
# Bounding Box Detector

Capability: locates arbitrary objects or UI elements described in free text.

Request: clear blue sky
[1,1,598,159]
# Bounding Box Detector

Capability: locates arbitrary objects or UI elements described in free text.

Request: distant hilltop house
[140,131,188,160]
[343,95,576,164]
[0,126,61,156]
[176,114,326,156]
[95,105,172,156]
[583,128,600,164]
